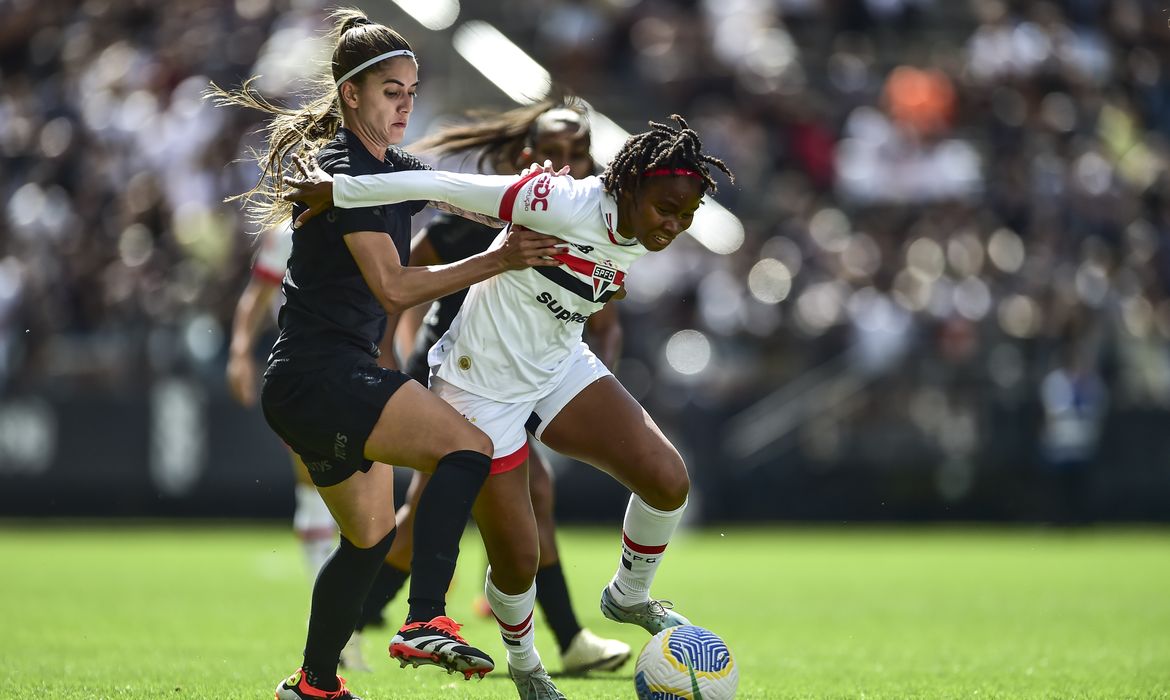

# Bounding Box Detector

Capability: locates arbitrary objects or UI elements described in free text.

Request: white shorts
[430,343,612,473]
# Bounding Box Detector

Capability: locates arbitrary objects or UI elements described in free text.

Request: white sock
[293,483,337,579]
[485,568,541,672]
[608,495,686,607]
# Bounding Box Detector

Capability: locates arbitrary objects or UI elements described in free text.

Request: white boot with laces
[560,628,631,674]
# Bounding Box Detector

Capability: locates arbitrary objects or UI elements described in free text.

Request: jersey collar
[600,192,639,247]
[339,127,392,166]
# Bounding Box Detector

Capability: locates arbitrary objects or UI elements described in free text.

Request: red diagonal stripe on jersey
[493,611,534,633]
[551,252,626,287]
[623,532,667,555]
[498,171,545,221]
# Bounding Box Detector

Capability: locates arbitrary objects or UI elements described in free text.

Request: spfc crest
[592,263,617,300]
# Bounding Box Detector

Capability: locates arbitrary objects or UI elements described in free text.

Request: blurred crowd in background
[3,0,1170,521]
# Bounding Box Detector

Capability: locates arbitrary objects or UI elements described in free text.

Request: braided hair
[601,114,733,203]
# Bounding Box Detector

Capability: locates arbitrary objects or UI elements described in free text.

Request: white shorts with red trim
[430,342,612,475]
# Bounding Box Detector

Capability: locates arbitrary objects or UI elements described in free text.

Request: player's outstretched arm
[412,161,568,228]
[283,154,572,235]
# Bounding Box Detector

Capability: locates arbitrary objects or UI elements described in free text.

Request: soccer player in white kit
[285,115,734,700]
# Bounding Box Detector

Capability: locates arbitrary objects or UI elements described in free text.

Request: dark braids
[601,114,733,202]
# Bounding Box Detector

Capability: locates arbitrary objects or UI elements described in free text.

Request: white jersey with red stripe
[333,169,649,401]
[253,220,293,285]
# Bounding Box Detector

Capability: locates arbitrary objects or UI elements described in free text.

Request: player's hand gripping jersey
[334,170,648,401]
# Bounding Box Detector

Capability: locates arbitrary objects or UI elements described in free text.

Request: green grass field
[1,525,1168,699]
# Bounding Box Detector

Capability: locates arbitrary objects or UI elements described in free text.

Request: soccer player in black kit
[209,9,563,700]
[352,101,633,678]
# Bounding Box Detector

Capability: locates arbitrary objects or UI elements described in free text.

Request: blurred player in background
[285,113,735,700]
[227,221,336,580]
[211,9,565,699]
[352,100,632,677]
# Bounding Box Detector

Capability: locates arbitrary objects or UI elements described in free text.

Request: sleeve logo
[524,174,553,212]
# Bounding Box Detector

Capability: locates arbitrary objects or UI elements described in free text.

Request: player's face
[519,131,593,179]
[624,176,703,252]
[347,57,418,145]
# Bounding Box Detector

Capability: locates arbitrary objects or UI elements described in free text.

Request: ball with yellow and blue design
[634,625,739,700]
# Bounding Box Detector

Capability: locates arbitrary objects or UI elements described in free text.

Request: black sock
[535,561,582,653]
[356,563,410,631]
[302,529,396,689]
[407,449,491,623]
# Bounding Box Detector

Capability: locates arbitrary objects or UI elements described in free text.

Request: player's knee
[346,520,396,550]
[450,424,494,458]
[491,547,540,592]
[644,456,690,511]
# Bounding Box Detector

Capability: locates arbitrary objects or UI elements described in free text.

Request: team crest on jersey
[592,263,618,300]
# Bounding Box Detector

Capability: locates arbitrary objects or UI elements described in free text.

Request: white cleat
[508,663,566,700]
[339,631,372,673]
[600,586,691,635]
[560,627,631,674]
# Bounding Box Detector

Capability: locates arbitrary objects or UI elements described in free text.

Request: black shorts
[404,350,429,386]
[261,360,413,487]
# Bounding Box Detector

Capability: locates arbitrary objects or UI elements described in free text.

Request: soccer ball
[634,625,739,700]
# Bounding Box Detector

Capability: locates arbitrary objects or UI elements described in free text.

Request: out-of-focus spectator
[5,0,1170,518]
[1039,342,1107,524]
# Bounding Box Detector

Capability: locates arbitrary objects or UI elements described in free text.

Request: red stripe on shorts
[490,442,529,475]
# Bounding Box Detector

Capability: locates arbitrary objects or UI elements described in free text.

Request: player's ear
[340,81,359,109]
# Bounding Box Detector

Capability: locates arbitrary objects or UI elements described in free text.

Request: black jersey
[406,213,497,375]
[266,128,429,376]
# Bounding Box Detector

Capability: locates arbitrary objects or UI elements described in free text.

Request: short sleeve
[311,150,389,236]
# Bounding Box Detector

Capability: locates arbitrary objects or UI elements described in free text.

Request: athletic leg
[526,443,631,673]
[474,463,565,699]
[291,463,397,694]
[355,470,425,632]
[287,454,374,674]
[278,375,495,695]
[539,376,691,634]
[356,381,496,677]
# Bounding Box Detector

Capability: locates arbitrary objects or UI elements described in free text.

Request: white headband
[533,108,589,137]
[335,50,415,89]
